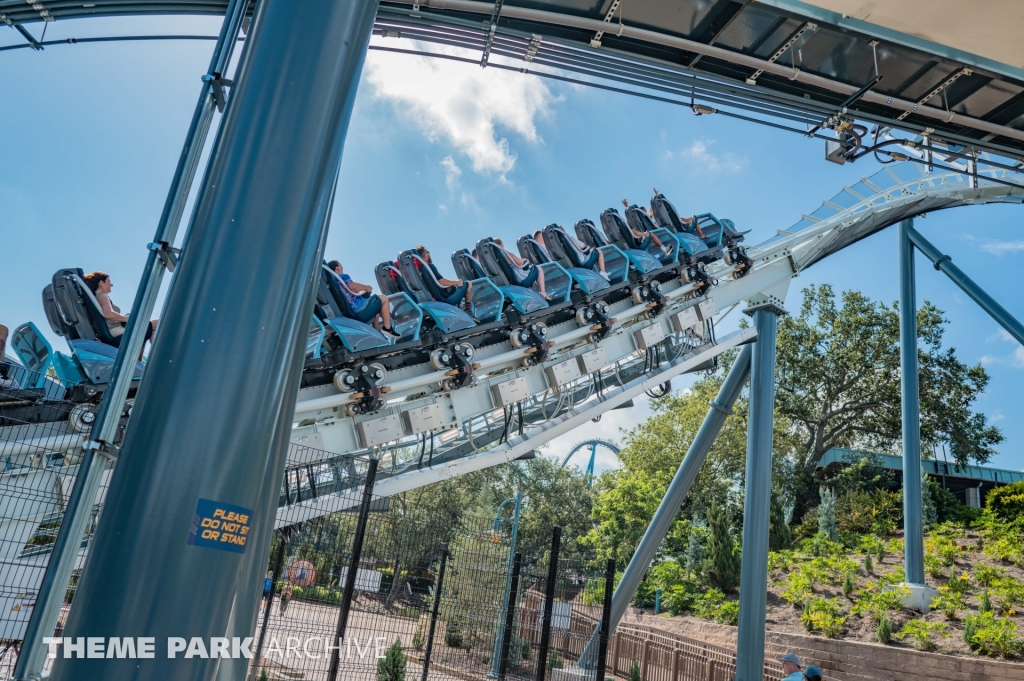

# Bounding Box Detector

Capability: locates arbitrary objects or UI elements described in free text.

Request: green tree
[462,457,595,559]
[775,285,1001,474]
[921,467,938,528]
[704,500,740,593]
[769,494,792,552]
[817,487,837,542]
[584,367,795,565]
[377,639,407,681]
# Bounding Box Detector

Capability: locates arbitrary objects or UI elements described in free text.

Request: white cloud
[440,155,462,191]
[364,40,558,177]
[979,331,1024,368]
[979,240,1024,255]
[665,138,748,173]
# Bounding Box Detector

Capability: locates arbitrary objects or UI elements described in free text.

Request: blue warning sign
[188,498,252,554]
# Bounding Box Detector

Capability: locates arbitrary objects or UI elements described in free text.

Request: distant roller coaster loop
[561,439,620,486]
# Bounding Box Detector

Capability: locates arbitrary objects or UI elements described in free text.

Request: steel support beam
[578,343,753,668]
[13,3,249,677]
[899,219,926,586]
[49,0,379,677]
[735,305,781,681]
[906,226,1024,347]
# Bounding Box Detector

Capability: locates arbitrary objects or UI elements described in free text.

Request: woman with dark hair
[82,271,158,356]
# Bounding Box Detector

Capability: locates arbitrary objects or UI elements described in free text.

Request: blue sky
[2,16,1022,473]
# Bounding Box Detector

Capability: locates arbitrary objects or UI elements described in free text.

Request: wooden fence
[518,590,784,681]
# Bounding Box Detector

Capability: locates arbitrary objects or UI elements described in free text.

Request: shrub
[547,652,563,672]
[981,589,993,614]
[985,481,1024,522]
[780,571,814,608]
[851,583,907,622]
[692,588,738,625]
[259,671,269,681]
[444,620,464,649]
[964,612,1024,658]
[876,615,892,644]
[896,620,947,651]
[520,639,531,660]
[924,554,947,580]
[412,625,425,652]
[769,494,792,552]
[704,501,740,593]
[662,580,701,616]
[863,552,873,573]
[930,589,966,620]
[628,658,642,681]
[714,600,740,626]
[992,576,1024,614]
[842,573,854,598]
[975,564,1006,588]
[946,571,971,596]
[377,639,406,681]
[837,490,902,535]
[801,597,846,638]
[818,488,838,542]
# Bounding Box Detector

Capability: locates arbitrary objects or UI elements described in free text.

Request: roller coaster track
[275,160,1024,527]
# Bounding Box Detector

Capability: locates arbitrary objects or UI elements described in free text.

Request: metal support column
[49,0,380,677]
[578,344,753,668]
[906,225,1024,347]
[899,219,926,586]
[13,4,249,678]
[735,306,782,681]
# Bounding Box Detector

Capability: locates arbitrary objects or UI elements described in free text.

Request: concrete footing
[898,583,940,613]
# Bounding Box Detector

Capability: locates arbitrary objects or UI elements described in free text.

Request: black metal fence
[0,363,106,677]
[248,466,614,681]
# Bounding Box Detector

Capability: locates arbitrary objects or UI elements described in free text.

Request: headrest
[650,193,685,232]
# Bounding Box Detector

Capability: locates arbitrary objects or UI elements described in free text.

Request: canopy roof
[4,0,1024,160]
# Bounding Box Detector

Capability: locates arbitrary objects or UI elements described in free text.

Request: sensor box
[357,414,404,448]
[546,358,582,387]
[492,377,530,407]
[577,347,608,375]
[634,323,666,350]
[402,403,451,435]
[697,298,719,321]
[671,306,699,333]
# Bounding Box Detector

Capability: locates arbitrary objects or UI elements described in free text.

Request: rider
[326,260,399,339]
[494,238,548,299]
[534,230,609,281]
[414,245,473,307]
[652,187,707,239]
[82,271,158,359]
[621,199,671,255]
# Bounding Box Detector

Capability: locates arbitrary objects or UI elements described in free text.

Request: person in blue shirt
[778,653,804,681]
[414,245,472,306]
[262,571,273,606]
[327,261,399,339]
